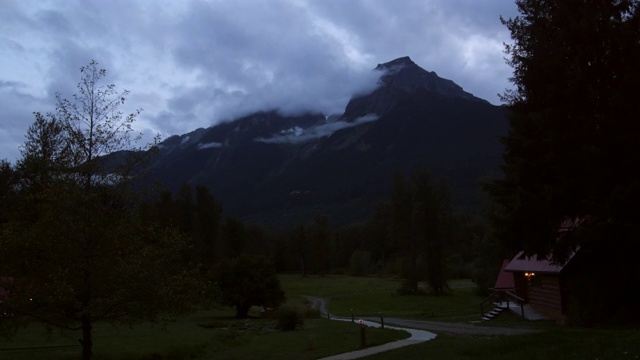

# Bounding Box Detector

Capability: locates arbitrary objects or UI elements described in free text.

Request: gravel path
[306,296,538,360]
[306,296,537,336]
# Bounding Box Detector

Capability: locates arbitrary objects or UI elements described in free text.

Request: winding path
[306,296,538,359]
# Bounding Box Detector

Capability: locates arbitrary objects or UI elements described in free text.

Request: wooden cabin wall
[530,274,563,317]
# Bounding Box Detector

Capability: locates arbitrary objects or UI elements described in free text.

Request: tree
[389,174,417,292]
[488,1,640,323]
[411,170,451,295]
[0,61,196,359]
[211,255,285,318]
[309,215,333,276]
[292,224,310,277]
[0,160,17,227]
[390,171,452,295]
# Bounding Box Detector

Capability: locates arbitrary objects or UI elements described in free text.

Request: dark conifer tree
[488,0,640,323]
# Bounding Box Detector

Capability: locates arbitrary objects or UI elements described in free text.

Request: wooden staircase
[481,295,550,322]
[481,304,504,321]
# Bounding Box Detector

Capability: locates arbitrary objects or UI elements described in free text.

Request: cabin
[503,251,577,322]
[496,217,588,323]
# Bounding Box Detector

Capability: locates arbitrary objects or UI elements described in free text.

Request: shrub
[276,306,304,331]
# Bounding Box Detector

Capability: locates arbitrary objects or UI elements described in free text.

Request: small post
[379,312,384,329]
[350,309,354,323]
[327,311,330,320]
[359,319,366,349]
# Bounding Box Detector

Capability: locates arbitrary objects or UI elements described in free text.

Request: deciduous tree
[0,61,196,359]
[211,255,285,318]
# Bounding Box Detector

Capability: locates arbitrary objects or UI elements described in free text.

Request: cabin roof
[493,259,515,289]
[505,216,589,274]
[505,250,577,274]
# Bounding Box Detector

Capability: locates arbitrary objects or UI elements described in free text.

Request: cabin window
[525,272,542,287]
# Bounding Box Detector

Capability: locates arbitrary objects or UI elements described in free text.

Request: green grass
[0,307,408,360]
[3,275,638,359]
[363,328,640,359]
[280,274,484,321]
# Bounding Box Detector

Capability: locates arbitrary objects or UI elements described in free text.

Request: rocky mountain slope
[143,56,507,226]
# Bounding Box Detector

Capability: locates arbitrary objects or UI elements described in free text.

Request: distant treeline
[142,169,491,295]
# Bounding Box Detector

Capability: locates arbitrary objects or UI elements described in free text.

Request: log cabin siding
[529,274,562,316]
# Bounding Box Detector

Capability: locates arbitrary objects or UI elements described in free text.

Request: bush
[276,306,304,331]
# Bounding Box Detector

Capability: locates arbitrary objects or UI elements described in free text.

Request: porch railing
[480,289,526,319]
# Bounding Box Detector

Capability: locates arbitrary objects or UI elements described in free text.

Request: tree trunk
[409,235,418,293]
[80,313,93,360]
[236,303,250,318]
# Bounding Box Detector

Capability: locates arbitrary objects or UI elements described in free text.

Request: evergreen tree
[491,0,640,259]
[310,214,333,276]
[488,0,640,323]
[390,171,452,295]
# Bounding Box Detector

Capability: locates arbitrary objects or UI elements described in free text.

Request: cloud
[198,142,223,150]
[255,114,379,144]
[0,0,518,163]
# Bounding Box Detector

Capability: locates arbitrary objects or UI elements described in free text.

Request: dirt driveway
[306,296,538,336]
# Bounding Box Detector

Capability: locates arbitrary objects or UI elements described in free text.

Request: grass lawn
[3,275,638,359]
[280,274,640,359]
[0,307,408,360]
[363,328,640,360]
[279,273,485,321]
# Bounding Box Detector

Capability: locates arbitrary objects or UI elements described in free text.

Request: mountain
[143,56,507,227]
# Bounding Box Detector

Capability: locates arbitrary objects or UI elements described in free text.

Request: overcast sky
[0,0,519,163]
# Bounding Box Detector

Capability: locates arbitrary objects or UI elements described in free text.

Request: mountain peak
[375,56,416,70]
[373,56,478,101]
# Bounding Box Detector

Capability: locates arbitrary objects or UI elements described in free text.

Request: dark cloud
[0,0,518,163]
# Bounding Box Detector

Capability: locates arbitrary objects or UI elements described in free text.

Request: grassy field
[363,328,640,360]
[280,273,485,321]
[2,275,639,359]
[280,274,640,359]
[0,305,407,360]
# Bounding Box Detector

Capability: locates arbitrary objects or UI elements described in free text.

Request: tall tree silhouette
[488,0,640,323]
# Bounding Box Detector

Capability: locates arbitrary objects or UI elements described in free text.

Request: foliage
[0,61,197,360]
[389,170,453,295]
[487,0,640,323]
[491,0,640,259]
[309,215,333,276]
[276,306,305,331]
[141,185,224,269]
[349,250,372,276]
[211,255,285,318]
